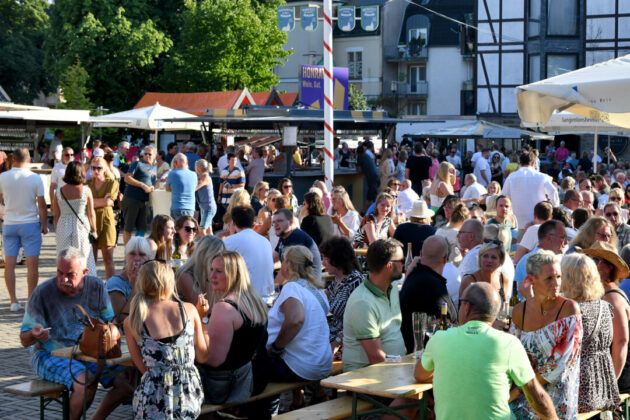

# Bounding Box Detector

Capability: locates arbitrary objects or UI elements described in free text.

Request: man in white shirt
[473,149,491,187]
[461,174,487,207]
[49,130,64,165]
[502,151,559,231]
[49,147,74,204]
[513,201,553,265]
[396,179,420,216]
[445,147,461,169]
[0,148,48,311]
[223,206,275,297]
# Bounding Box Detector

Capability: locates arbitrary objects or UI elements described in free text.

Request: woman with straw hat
[580,241,630,394]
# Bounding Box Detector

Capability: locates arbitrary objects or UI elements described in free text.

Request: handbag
[73,304,122,359]
[59,187,97,244]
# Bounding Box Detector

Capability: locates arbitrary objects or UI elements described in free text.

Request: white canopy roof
[397,119,553,140]
[0,108,92,124]
[92,102,201,131]
[521,111,630,135]
[517,54,630,129]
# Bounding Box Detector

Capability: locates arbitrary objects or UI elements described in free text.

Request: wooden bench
[4,379,69,420]
[577,393,630,420]
[200,360,344,415]
[274,395,374,420]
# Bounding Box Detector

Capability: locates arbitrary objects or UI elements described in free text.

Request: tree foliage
[348,84,369,111]
[0,0,53,104]
[162,0,291,92]
[58,61,94,110]
[45,0,174,111]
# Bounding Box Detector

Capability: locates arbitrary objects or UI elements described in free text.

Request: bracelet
[270,342,285,356]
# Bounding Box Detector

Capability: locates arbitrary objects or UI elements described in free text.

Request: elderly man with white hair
[461,174,487,208]
[113,141,130,173]
[20,247,131,419]
[396,179,420,216]
[183,141,200,170]
[166,153,198,219]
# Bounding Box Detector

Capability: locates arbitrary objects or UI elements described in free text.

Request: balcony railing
[392,81,428,96]
[384,45,428,61]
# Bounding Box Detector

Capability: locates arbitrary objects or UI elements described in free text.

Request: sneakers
[10,302,22,312]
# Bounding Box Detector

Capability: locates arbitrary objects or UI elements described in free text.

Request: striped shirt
[220,167,245,204]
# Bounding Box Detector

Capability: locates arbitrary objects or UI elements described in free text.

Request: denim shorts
[3,222,42,257]
[199,208,216,229]
[34,351,117,390]
[170,209,194,221]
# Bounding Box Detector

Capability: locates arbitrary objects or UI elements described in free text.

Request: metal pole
[323,0,334,190]
[608,135,611,166]
[593,129,598,173]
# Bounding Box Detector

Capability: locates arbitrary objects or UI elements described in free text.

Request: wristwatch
[202,316,209,324]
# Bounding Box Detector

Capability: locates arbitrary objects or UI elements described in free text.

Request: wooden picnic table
[321,354,432,419]
[51,343,134,367]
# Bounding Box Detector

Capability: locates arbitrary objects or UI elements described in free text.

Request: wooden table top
[320,354,432,399]
[51,343,134,367]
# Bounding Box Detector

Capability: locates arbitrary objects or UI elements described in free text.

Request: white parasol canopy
[92,102,202,131]
[516,54,630,129]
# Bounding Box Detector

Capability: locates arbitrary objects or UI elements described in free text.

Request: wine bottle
[404,242,413,271]
[509,281,520,307]
[439,302,449,330]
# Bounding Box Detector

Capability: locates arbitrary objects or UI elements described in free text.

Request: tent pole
[608,135,611,166]
[155,129,158,148]
[593,129,598,173]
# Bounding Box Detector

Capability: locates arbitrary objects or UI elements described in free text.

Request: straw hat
[408,200,435,219]
[578,241,630,280]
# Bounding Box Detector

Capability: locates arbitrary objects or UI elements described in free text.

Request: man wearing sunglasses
[49,147,74,204]
[415,282,557,420]
[121,146,157,245]
[603,202,630,251]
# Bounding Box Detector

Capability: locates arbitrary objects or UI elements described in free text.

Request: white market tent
[92,102,202,145]
[517,54,630,170]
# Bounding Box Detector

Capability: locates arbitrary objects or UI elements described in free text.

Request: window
[408,102,427,115]
[546,54,577,77]
[409,65,426,93]
[528,0,540,37]
[529,55,541,82]
[547,0,578,36]
[408,28,428,46]
[348,51,362,80]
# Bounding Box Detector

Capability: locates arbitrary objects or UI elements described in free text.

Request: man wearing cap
[580,241,630,383]
[603,202,630,251]
[393,201,436,259]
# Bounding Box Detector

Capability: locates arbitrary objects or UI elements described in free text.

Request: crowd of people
[3,134,630,419]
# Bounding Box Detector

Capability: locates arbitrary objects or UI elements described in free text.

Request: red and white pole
[323,0,334,190]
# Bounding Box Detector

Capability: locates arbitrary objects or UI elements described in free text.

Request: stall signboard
[301,7,318,31]
[300,65,349,110]
[278,7,295,32]
[283,126,298,146]
[361,6,379,31]
[338,6,355,31]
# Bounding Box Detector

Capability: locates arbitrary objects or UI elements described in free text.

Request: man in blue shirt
[20,247,130,418]
[166,153,198,220]
[183,142,200,171]
[121,146,157,244]
[513,220,567,297]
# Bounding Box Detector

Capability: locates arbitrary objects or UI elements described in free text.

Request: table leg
[352,394,410,420]
[352,392,358,419]
[62,388,70,420]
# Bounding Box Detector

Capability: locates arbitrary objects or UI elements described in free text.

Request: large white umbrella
[517,54,630,171]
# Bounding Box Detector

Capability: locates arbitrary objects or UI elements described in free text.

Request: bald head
[460,282,501,323]
[173,152,188,169]
[420,236,448,273]
[401,179,412,190]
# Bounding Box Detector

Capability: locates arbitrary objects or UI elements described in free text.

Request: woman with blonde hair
[222,189,251,231]
[88,156,119,278]
[353,192,396,248]
[561,253,620,413]
[147,214,175,261]
[430,161,456,210]
[195,159,216,236]
[567,216,618,253]
[379,148,395,190]
[251,180,269,214]
[258,245,331,403]
[255,188,281,238]
[196,251,268,404]
[124,261,207,419]
[328,186,361,239]
[459,241,512,306]
[176,235,226,305]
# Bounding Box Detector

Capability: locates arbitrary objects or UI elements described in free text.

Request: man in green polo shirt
[343,238,406,372]
[415,282,558,420]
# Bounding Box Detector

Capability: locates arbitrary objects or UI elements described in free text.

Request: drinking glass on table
[412,312,430,359]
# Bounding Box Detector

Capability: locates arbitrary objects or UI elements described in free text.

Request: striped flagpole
[323,0,334,190]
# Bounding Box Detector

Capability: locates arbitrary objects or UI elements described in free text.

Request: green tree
[163,0,291,91]
[45,0,173,111]
[348,84,369,111]
[0,0,53,104]
[58,61,93,110]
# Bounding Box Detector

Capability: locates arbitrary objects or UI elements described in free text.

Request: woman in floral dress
[124,261,208,419]
[509,250,583,419]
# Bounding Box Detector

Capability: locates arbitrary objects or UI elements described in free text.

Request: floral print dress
[134,302,203,419]
[509,314,583,420]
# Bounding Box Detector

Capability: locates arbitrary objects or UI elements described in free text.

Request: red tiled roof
[278,92,299,106]
[134,91,251,115]
[250,92,271,105]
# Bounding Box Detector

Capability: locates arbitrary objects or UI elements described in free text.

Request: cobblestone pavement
[0,231,132,419]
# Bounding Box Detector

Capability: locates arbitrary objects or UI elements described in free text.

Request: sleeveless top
[605,289,630,393]
[466,272,506,303]
[206,299,266,371]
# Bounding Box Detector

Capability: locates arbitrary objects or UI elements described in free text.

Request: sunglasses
[605,212,619,217]
[91,166,104,171]
[483,239,503,246]
[283,185,293,189]
[610,197,622,201]
[392,182,401,186]
[390,259,405,264]
[64,153,74,157]
[183,226,198,233]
